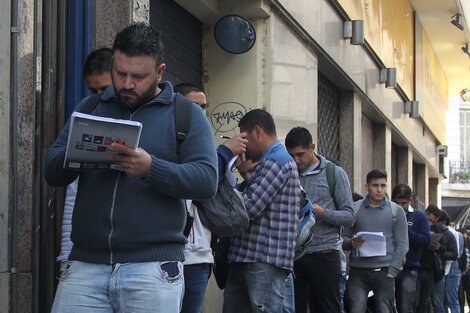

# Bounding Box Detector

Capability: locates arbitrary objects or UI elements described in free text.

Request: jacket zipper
[107,106,147,264]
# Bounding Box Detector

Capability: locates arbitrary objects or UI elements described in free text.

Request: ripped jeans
[51,260,184,313]
[223,262,289,313]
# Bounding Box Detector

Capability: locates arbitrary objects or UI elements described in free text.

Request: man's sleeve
[409,211,431,249]
[44,99,90,186]
[243,159,286,219]
[389,204,409,277]
[342,200,361,250]
[442,232,458,261]
[217,144,234,184]
[321,167,355,227]
[145,105,218,200]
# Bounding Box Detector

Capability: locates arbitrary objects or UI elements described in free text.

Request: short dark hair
[83,48,113,77]
[244,149,260,163]
[437,210,451,225]
[366,169,387,183]
[113,23,164,66]
[174,83,204,96]
[352,192,364,202]
[238,109,277,136]
[285,127,313,150]
[426,204,441,218]
[391,184,412,200]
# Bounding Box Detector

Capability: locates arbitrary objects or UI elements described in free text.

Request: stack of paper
[356,231,386,257]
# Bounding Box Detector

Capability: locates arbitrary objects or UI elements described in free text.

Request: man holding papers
[343,169,408,313]
[45,23,218,313]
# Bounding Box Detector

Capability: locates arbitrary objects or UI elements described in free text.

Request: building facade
[2,0,467,312]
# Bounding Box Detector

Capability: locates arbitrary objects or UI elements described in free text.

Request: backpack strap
[174,93,193,156]
[78,93,102,114]
[326,161,337,208]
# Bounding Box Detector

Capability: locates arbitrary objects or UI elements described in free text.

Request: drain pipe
[10,0,19,311]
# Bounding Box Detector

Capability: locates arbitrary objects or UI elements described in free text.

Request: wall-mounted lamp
[344,20,364,45]
[405,101,420,118]
[451,13,464,31]
[462,43,470,58]
[380,68,397,88]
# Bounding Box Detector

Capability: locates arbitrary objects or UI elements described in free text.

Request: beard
[115,77,158,111]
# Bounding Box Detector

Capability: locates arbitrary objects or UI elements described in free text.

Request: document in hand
[356,231,387,257]
[63,112,142,170]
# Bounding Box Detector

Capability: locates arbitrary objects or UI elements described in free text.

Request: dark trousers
[395,268,418,313]
[346,267,395,313]
[415,268,435,313]
[294,250,341,313]
[459,274,470,313]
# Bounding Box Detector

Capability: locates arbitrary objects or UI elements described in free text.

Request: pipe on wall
[10,0,19,310]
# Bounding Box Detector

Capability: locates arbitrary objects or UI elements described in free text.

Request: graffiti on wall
[210,101,248,135]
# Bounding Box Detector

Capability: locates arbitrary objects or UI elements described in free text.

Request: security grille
[317,73,340,161]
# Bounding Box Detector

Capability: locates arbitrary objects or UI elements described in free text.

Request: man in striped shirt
[223,109,301,313]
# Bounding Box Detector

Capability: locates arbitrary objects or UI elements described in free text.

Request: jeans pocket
[160,261,183,283]
[58,261,74,281]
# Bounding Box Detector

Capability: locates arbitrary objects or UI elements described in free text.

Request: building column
[94,0,132,48]
[414,163,428,209]
[339,91,354,186]
[373,124,392,196]
[397,147,413,186]
[429,177,439,207]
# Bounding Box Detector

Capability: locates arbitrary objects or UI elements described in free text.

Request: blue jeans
[346,267,395,313]
[223,262,289,313]
[52,260,184,313]
[432,276,445,313]
[445,273,460,313]
[283,273,295,313]
[181,263,211,313]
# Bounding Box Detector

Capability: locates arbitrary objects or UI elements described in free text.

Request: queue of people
[45,22,469,313]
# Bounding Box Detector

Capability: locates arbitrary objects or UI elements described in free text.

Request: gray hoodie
[300,154,355,253]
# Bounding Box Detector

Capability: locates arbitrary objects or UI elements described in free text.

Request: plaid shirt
[228,141,300,271]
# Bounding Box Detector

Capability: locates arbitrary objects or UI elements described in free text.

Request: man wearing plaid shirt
[223,109,301,313]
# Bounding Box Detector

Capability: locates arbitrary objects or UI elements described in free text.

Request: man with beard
[45,23,218,313]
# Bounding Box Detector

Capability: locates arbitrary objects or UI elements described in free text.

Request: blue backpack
[295,187,316,260]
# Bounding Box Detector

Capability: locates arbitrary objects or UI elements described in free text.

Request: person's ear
[156,63,166,82]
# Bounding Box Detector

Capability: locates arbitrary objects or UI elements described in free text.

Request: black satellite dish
[214,15,256,54]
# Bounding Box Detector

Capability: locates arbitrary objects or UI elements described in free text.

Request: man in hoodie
[285,126,355,313]
[45,23,218,313]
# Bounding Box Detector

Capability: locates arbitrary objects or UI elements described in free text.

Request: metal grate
[317,73,340,161]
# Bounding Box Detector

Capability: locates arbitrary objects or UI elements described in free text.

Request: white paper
[225,155,239,187]
[355,231,386,257]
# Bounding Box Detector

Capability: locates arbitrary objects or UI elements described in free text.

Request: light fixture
[410,101,420,118]
[451,13,464,31]
[463,43,470,58]
[404,101,419,117]
[344,20,364,45]
[380,68,397,89]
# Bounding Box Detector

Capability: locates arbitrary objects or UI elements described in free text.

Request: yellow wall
[338,0,414,100]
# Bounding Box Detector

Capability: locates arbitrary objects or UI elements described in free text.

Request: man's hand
[351,236,365,248]
[312,203,326,219]
[110,143,152,178]
[223,133,248,156]
[431,240,440,251]
[387,273,395,278]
